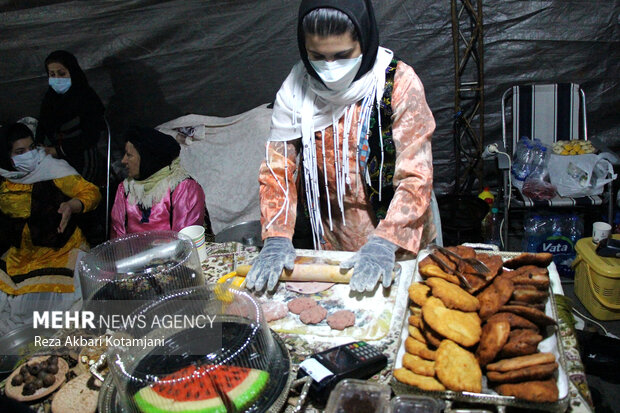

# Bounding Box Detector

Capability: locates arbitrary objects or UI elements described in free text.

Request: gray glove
[341,236,398,292]
[246,237,295,291]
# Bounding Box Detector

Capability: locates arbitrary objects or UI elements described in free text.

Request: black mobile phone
[296,341,388,405]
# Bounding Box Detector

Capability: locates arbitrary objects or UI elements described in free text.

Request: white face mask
[309,54,363,91]
[12,149,42,173]
[49,77,72,94]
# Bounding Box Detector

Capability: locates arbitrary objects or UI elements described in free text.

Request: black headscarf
[125,127,180,180]
[37,50,104,144]
[297,0,379,83]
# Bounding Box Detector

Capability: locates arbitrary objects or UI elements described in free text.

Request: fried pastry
[511,288,549,303]
[426,277,480,312]
[499,329,543,357]
[419,264,461,285]
[499,305,557,327]
[408,325,427,344]
[503,253,553,269]
[475,320,510,366]
[478,276,514,320]
[409,282,431,306]
[486,312,539,331]
[393,367,446,391]
[435,339,482,393]
[495,379,559,402]
[402,353,436,377]
[420,316,443,348]
[487,352,556,372]
[507,300,546,311]
[405,336,437,360]
[487,362,558,383]
[408,314,422,329]
[422,297,481,347]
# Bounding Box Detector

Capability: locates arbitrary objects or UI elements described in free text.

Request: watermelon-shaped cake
[134,364,269,413]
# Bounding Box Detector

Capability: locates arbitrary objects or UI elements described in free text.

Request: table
[201,241,595,412]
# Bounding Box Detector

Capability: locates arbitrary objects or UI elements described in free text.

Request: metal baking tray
[391,250,570,413]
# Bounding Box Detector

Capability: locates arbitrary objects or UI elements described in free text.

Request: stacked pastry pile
[394,247,560,403]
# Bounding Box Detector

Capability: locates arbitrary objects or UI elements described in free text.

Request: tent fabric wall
[1,0,619,193]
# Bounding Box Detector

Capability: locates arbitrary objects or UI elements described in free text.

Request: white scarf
[268,47,394,248]
[0,148,78,184]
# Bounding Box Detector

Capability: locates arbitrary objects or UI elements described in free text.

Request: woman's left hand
[57,198,83,233]
[44,146,58,157]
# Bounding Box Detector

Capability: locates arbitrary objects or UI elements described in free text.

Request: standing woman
[36,50,106,185]
[247,0,436,292]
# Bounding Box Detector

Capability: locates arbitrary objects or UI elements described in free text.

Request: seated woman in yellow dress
[0,121,101,333]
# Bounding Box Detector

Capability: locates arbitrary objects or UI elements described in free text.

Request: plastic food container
[79,230,204,301]
[573,235,620,320]
[105,284,291,413]
[324,379,391,413]
[390,395,442,413]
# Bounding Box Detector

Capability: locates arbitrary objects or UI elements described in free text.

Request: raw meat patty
[286,282,335,294]
[327,310,356,330]
[299,305,328,325]
[261,301,288,322]
[287,297,317,314]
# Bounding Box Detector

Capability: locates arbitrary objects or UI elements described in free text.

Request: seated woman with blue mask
[0,121,101,334]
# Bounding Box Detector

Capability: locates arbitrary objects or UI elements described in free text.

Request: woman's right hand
[245,237,296,291]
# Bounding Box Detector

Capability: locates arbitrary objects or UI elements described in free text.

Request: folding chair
[500,83,614,249]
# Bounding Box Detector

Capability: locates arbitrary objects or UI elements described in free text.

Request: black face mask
[297,0,380,83]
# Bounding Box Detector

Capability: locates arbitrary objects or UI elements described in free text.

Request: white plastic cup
[179,225,207,262]
[592,221,612,244]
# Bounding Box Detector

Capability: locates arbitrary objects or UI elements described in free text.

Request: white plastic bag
[548,152,617,197]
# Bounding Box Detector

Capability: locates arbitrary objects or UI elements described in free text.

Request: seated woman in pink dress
[110,127,205,238]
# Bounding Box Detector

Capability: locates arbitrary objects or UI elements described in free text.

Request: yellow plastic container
[572,235,620,320]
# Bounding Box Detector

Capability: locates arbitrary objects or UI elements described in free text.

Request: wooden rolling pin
[234,263,354,283]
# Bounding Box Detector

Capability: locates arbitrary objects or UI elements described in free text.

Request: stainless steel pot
[214,220,263,247]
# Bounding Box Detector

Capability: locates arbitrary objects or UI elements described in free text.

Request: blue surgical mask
[12,149,42,173]
[309,55,363,91]
[49,77,72,94]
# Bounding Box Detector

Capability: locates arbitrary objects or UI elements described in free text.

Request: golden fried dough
[487,352,556,372]
[499,329,543,357]
[426,277,480,312]
[408,325,427,344]
[405,336,437,360]
[487,362,558,383]
[393,367,446,391]
[499,305,556,327]
[486,312,539,331]
[402,353,436,377]
[495,379,559,402]
[422,297,481,347]
[435,340,482,393]
[408,282,431,306]
[475,320,510,366]
[478,276,514,320]
[419,264,461,285]
[420,316,443,348]
[503,253,553,269]
[408,314,422,329]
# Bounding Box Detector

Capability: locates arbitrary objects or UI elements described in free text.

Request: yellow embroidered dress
[0,175,100,295]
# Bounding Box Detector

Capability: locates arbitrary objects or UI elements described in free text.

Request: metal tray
[390,250,570,413]
[98,331,292,413]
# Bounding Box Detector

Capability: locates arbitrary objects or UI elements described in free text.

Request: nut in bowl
[5,355,69,402]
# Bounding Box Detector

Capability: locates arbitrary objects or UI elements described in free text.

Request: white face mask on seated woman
[310,54,363,91]
[12,149,43,173]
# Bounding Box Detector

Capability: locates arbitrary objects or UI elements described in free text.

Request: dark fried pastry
[486,312,539,331]
[510,273,551,290]
[461,273,491,294]
[499,329,543,357]
[499,305,556,327]
[476,320,511,366]
[495,379,559,402]
[512,288,549,304]
[478,276,514,320]
[507,300,546,311]
[487,352,556,372]
[487,362,558,383]
[503,253,553,269]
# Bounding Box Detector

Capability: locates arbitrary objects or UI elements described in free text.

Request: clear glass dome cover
[106,285,291,413]
[79,231,204,301]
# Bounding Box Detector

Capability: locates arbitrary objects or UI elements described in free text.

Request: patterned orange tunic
[260,61,435,254]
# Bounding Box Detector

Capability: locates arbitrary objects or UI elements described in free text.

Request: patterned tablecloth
[201,242,594,413]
